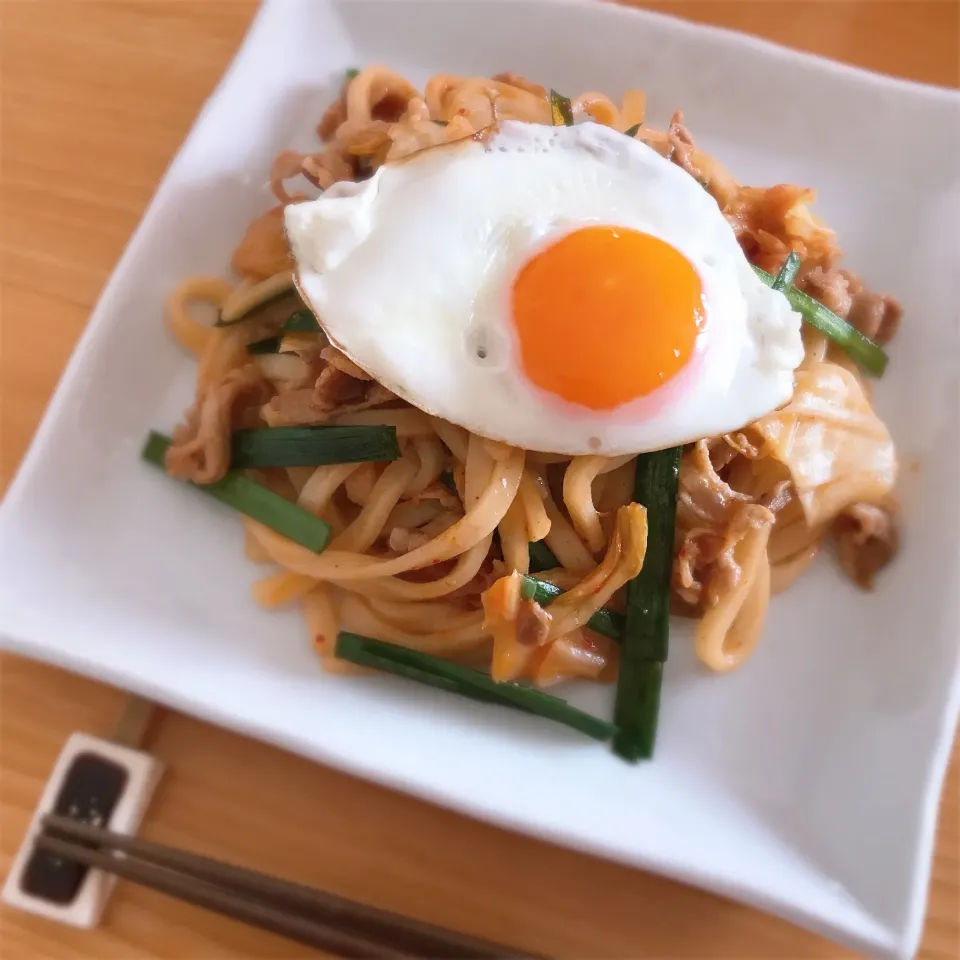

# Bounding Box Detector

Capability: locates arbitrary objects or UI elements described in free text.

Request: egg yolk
[511,226,704,410]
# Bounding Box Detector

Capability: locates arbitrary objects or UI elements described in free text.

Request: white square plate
[1,1,957,956]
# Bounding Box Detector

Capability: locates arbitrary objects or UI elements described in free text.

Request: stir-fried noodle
[163,68,899,684]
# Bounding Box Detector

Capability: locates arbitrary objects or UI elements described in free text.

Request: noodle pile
[163,67,900,683]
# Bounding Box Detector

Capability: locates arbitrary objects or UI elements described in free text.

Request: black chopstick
[36,832,402,959]
[38,815,535,959]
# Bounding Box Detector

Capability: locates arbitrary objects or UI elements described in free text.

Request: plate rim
[1,2,957,958]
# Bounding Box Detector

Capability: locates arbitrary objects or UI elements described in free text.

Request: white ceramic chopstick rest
[1,732,163,928]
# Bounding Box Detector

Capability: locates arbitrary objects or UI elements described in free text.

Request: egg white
[286,121,803,455]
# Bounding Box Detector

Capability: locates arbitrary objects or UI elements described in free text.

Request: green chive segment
[623,123,642,138]
[618,661,663,760]
[282,310,322,334]
[246,310,323,355]
[345,68,360,82]
[520,576,624,642]
[335,632,616,741]
[772,251,801,291]
[215,273,299,327]
[142,432,330,553]
[753,264,888,376]
[550,89,574,127]
[231,425,400,469]
[613,446,682,761]
[528,540,560,573]
[247,336,281,355]
[439,469,457,494]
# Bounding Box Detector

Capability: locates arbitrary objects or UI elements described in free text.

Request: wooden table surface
[1,2,957,957]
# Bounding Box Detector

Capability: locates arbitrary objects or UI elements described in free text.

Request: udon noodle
[163,67,900,683]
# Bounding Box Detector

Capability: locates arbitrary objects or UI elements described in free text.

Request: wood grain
[1,3,957,958]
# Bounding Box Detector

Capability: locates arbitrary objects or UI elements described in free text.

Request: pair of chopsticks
[36,815,538,959]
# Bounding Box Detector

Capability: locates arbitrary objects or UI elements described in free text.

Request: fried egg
[286,121,803,455]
